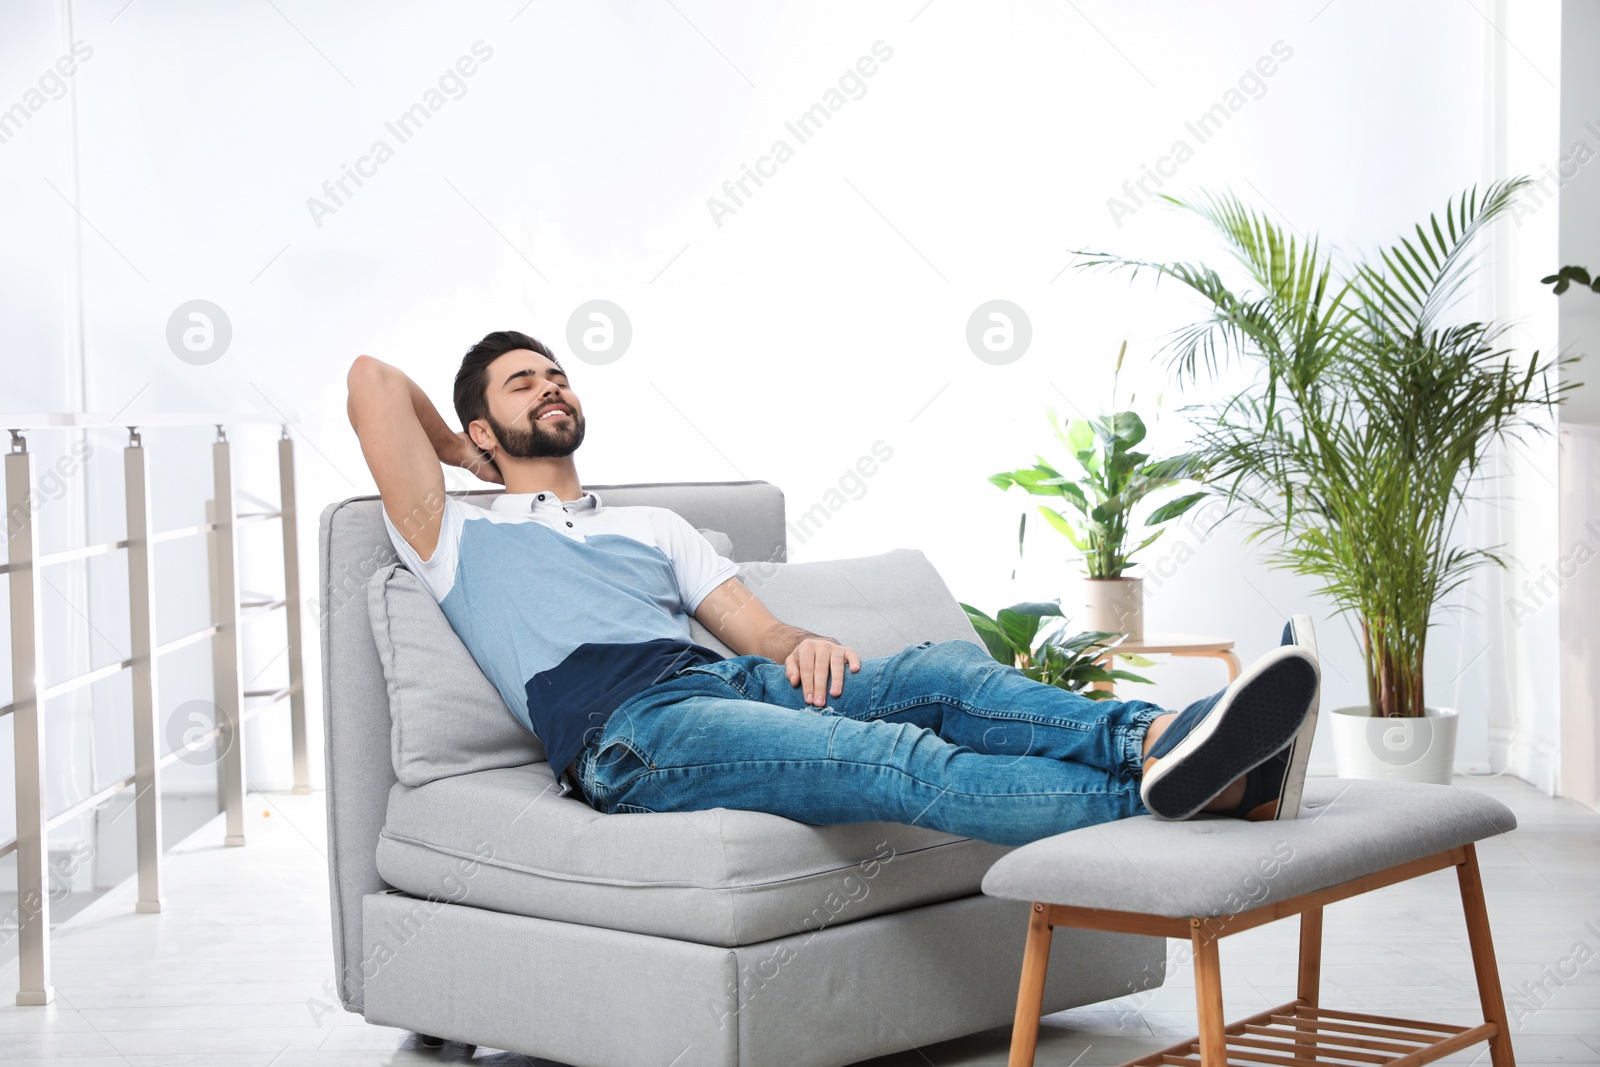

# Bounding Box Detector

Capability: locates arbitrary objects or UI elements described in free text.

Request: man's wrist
[764,623,834,662]
[439,433,480,472]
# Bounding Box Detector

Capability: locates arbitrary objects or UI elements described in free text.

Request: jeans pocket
[674,657,751,695]
[587,734,654,808]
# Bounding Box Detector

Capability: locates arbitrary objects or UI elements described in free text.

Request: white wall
[1474,0,1564,793]
[1557,0,1600,810]
[0,0,1582,862]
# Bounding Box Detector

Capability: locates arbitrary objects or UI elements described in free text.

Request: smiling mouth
[536,408,571,422]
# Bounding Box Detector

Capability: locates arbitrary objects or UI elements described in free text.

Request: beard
[486,407,586,459]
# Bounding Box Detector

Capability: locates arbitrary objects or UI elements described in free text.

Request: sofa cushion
[687,547,981,658]
[696,527,734,558]
[368,563,546,787]
[376,762,1009,947]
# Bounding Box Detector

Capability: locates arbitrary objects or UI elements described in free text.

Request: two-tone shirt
[382,489,737,780]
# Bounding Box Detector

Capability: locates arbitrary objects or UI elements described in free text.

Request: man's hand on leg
[784,638,862,707]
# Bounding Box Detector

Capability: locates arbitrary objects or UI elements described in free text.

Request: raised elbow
[346,355,393,430]
[347,354,382,390]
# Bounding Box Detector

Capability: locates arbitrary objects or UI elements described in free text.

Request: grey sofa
[320,480,1164,1067]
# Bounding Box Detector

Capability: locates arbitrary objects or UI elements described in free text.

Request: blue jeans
[573,639,1165,846]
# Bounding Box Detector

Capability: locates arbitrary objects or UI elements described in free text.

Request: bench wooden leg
[1297,905,1322,1007]
[1458,843,1517,1067]
[1293,905,1323,1055]
[1191,922,1227,1067]
[1008,903,1054,1067]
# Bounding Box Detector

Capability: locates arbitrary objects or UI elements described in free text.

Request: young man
[346,331,1320,848]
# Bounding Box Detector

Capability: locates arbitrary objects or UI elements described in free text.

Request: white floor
[0,775,1596,1066]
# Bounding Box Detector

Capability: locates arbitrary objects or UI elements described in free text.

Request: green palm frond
[1355,179,1531,338]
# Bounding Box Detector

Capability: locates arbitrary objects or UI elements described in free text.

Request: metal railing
[1,415,308,1006]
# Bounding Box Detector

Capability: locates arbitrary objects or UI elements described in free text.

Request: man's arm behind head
[346,355,497,563]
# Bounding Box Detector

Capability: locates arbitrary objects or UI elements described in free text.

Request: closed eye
[503,369,567,390]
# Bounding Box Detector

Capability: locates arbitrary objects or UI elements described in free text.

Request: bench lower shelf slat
[1123,1000,1500,1067]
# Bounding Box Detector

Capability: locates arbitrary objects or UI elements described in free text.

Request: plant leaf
[1146,491,1208,524]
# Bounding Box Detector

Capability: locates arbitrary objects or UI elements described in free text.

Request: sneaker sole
[1141,646,1319,820]
[1270,616,1321,821]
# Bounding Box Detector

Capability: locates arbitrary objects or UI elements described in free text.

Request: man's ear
[467,419,497,455]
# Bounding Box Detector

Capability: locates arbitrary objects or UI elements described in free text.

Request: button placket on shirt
[531,493,580,532]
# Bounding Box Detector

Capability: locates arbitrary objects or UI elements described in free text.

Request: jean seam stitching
[866,696,1100,732]
[639,758,1140,799]
[680,665,749,700]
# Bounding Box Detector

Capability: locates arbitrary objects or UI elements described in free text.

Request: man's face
[479,349,585,459]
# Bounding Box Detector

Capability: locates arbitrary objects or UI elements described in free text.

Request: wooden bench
[981,779,1519,1067]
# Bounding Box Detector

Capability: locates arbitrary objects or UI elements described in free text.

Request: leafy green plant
[989,388,1205,578]
[1080,179,1573,717]
[959,599,1152,698]
[1542,265,1600,295]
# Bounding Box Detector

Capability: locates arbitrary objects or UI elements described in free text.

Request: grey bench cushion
[376,762,1008,947]
[981,778,1516,918]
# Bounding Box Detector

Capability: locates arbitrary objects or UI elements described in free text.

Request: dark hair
[453,330,561,429]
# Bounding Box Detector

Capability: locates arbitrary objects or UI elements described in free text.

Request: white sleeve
[381,495,466,602]
[659,509,740,614]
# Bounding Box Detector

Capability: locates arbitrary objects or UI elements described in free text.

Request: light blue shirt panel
[382,493,740,743]
[439,519,701,731]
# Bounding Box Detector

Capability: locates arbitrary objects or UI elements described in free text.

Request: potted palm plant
[989,370,1205,640]
[1081,179,1571,782]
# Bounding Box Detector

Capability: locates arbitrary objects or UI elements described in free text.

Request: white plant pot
[1330,705,1459,785]
[1082,577,1143,640]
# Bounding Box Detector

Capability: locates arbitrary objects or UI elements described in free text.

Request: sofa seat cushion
[376,762,1008,948]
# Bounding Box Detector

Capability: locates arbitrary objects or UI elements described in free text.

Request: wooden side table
[1093,633,1241,694]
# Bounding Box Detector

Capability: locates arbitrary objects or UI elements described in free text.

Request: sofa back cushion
[369,563,547,787]
[696,527,734,559]
[689,548,982,659]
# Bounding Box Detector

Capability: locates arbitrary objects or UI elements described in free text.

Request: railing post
[279,427,309,794]
[209,426,246,846]
[125,428,163,912]
[6,430,53,1006]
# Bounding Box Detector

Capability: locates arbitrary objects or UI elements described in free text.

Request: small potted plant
[1081,180,1572,782]
[959,600,1152,696]
[989,369,1204,639]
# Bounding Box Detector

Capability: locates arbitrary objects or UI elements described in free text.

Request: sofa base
[362,890,1164,1067]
